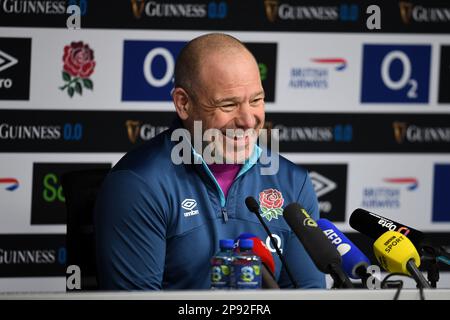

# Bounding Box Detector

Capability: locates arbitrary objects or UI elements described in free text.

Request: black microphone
[349,208,425,249]
[245,196,299,289]
[282,202,353,289]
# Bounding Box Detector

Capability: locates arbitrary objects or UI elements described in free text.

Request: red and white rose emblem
[59,41,95,98]
[259,188,284,221]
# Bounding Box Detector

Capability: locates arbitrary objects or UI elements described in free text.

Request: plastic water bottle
[233,239,262,289]
[210,239,234,289]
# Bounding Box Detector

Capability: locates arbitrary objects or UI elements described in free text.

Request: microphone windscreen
[245,196,260,213]
[373,230,421,275]
[317,218,370,279]
[282,203,341,274]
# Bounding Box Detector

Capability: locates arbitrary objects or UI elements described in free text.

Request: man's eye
[251,98,264,104]
[220,104,237,111]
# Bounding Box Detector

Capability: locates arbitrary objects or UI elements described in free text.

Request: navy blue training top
[94,123,326,290]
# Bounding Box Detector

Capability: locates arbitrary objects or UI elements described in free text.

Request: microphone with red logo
[235,233,279,289]
[349,208,426,249]
[349,208,442,288]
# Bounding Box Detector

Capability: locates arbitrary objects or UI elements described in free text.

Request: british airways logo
[311,58,347,71]
[362,177,418,209]
[0,177,19,191]
[383,177,418,191]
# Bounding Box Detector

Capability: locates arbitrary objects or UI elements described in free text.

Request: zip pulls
[192,145,262,224]
[221,207,229,223]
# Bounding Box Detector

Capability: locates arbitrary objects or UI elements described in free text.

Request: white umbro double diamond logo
[0,50,18,73]
[309,171,337,198]
[181,199,199,217]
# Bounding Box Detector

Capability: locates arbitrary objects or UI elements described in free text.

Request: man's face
[185,50,265,164]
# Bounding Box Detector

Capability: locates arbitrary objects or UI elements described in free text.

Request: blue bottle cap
[219,239,234,249]
[239,239,254,249]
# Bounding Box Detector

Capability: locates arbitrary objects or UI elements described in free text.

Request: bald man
[95,33,325,290]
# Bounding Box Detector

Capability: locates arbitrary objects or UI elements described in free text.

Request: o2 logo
[361,44,431,103]
[122,40,274,102]
[122,40,186,101]
[265,234,283,254]
[142,47,175,88]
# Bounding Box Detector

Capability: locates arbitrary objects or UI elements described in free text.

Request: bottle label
[211,264,231,289]
[235,264,261,289]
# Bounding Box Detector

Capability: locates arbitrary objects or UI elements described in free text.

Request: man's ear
[172,87,191,120]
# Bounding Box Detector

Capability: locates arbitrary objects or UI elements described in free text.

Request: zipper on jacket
[221,207,228,223]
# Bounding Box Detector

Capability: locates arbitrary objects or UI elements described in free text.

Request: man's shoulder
[113,130,175,179]
[279,154,308,174]
[257,150,309,178]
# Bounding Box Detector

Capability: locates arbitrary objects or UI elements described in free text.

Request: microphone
[317,218,371,284]
[245,196,299,288]
[350,208,443,288]
[282,203,353,289]
[373,230,431,289]
[350,208,425,249]
[235,233,279,289]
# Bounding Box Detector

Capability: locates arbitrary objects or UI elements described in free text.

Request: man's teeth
[225,131,246,139]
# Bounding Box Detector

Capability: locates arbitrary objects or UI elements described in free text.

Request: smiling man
[172,34,264,165]
[94,33,325,290]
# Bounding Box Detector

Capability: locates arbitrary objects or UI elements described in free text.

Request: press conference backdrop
[1,0,450,292]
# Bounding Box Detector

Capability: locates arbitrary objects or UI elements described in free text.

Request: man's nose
[235,103,256,129]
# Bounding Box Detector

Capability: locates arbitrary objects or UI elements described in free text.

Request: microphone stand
[406,260,431,289]
[329,264,354,289]
[421,245,449,288]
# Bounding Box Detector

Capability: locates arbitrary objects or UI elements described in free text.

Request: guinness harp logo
[399,2,413,24]
[131,0,145,19]
[125,120,141,144]
[264,0,278,23]
[393,121,407,144]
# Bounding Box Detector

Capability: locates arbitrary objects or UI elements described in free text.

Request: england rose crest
[259,188,284,221]
[60,41,95,97]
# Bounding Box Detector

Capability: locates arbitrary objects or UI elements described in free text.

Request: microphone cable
[380,273,425,300]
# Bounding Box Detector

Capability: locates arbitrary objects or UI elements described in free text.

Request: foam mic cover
[282,203,342,274]
[350,208,425,248]
[317,218,371,279]
[373,230,421,275]
[235,233,275,274]
[245,197,260,214]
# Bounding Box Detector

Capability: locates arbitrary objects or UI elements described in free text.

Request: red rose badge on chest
[259,188,284,221]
